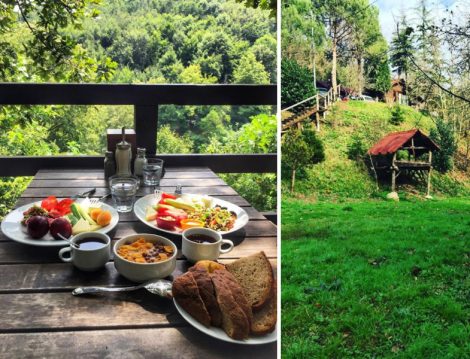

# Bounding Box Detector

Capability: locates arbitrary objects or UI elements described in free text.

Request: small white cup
[182,228,234,263]
[58,232,111,271]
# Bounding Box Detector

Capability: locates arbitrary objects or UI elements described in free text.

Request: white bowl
[113,234,177,282]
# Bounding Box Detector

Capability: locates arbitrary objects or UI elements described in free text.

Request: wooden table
[0,167,277,358]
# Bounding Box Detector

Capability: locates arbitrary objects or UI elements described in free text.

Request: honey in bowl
[117,238,174,263]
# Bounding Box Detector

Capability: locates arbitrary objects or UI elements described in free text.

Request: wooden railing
[281,84,341,113]
[0,83,277,176]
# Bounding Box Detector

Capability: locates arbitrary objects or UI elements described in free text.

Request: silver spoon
[57,233,79,249]
[72,279,173,299]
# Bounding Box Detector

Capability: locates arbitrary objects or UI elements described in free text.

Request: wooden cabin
[385,79,407,105]
[367,129,440,196]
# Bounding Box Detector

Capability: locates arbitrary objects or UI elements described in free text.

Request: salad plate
[133,193,249,236]
[1,199,119,247]
[174,299,277,345]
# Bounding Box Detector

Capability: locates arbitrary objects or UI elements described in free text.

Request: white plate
[0,200,119,247]
[133,194,249,236]
[174,299,277,345]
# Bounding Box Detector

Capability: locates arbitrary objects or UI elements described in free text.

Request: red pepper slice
[41,196,58,212]
[56,198,74,215]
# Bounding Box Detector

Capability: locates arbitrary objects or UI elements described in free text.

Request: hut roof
[368,129,440,156]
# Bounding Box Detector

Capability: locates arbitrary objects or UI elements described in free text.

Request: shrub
[390,104,405,125]
[347,135,367,161]
[281,59,315,111]
[282,128,325,192]
[429,118,457,173]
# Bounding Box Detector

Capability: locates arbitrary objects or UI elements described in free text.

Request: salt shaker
[104,151,116,181]
[134,148,147,177]
[115,127,132,176]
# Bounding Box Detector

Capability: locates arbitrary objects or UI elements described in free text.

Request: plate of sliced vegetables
[133,192,249,236]
[0,196,119,247]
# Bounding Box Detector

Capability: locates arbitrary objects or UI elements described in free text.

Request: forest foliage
[0,0,277,216]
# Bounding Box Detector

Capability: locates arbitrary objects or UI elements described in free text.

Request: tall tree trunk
[332,38,337,95]
[291,168,296,193]
[358,56,364,95]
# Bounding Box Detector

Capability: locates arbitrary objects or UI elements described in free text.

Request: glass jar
[134,147,147,177]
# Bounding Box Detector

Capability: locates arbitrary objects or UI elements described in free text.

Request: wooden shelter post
[391,153,397,192]
[426,150,433,196]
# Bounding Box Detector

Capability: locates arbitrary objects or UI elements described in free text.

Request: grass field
[282,198,470,358]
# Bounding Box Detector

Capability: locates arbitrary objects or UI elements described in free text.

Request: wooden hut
[367,129,440,196]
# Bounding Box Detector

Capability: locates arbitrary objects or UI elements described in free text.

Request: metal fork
[89,193,111,207]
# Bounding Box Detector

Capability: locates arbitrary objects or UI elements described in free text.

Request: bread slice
[215,269,253,325]
[226,251,274,311]
[172,272,211,327]
[251,283,277,335]
[189,266,223,327]
[210,270,250,339]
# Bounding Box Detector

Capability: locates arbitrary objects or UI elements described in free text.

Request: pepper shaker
[104,151,116,181]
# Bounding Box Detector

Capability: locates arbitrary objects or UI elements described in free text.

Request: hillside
[284,100,470,200]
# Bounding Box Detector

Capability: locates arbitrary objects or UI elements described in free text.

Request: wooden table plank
[0,237,277,264]
[34,170,219,180]
[0,291,182,331]
[0,327,276,358]
[0,260,277,292]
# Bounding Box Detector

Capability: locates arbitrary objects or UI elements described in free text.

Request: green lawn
[282,198,470,358]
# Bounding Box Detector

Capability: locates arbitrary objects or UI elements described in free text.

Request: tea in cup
[182,228,234,263]
[58,232,111,271]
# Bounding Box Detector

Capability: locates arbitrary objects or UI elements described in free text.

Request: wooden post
[134,105,158,155]
[426,151,433,196]
[316,112,320,132]
[316,94,319,111]
[391,153,397,192]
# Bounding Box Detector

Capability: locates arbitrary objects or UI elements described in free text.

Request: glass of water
[143,158,164,186]
[109,176,139,212]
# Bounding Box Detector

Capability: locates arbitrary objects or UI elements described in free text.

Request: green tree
[390,20,414,82]
[233,52,270,84]
[156,125,194,154]
[390,105,405,125]
[282,128,325,192]
[430,118,458,173]
[281,59,315,109]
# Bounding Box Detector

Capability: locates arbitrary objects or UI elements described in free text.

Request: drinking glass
[109,176,139,212]
[143,158,164,186]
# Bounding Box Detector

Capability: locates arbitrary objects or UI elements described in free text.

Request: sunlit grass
[281,198,470,358]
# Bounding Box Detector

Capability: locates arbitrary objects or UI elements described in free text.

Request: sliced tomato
[41,196,58,211]
[161,193,177,200]
[156,215,179,230]
[56,198,74,215]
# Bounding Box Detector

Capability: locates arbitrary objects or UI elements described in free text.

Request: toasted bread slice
[251,283,277,335]
[210,270,250,339]
[172,272,211,327]
[226,251,274,311]
[189,266,223,327]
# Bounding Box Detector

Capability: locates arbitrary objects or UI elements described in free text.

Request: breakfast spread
[117,237,175,263]
[20,196,112,240]
[145,192,237,233]
[172,251,277,340]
